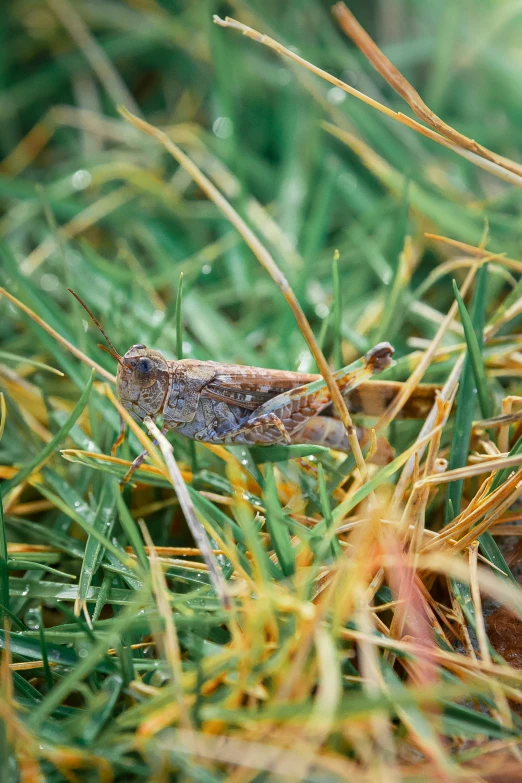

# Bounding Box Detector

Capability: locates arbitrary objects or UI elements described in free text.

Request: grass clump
[1,1,522,780]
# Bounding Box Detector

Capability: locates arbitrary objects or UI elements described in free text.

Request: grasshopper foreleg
[121,426,169,486]
[111,416,127,456]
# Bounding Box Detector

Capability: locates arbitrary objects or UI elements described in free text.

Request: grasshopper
[70,291,438,479]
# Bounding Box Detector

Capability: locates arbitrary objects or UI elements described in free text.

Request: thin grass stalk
[143,417,230,610]
[119,106,371,483]
[331,3,522,180]
[214,16,522,188]
[0,287,115,383]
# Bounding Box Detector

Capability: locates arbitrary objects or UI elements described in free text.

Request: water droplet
[182,341,192,355]
[24,607,41,629]
[296,350,312,373]
[212,116,233,139]
[78,647,89,658]
[327,87,346,105]
[40,273,59,292]
[315,303,329,319]
[71,169,92,190]
[202,264,212,275]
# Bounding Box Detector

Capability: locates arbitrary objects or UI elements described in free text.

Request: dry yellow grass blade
[117,104,371,485]
[138,518,190,728]
[0,392,6,443]
[213,15,522,188]
[426,233,522,273]
[60,448,192,482]
[332,3,522,181]
[127,546,224,557]
[341,626,522,683]
[415,452,522,487]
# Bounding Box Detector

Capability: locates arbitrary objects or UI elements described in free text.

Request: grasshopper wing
[200,363,319,411]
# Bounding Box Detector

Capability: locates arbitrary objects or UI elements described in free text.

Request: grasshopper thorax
[117,344,170,420]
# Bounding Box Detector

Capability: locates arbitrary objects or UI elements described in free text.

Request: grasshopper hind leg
[292,417,394,465]
[200,411,293,446]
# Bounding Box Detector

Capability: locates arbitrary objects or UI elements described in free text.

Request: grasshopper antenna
[68,288,123,366]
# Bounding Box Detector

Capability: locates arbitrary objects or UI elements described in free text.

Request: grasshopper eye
[135,356,157,387]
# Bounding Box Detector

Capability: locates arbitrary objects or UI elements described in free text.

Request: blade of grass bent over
[118,105,372,486]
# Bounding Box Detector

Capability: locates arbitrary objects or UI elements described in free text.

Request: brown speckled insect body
[70,290,437,464]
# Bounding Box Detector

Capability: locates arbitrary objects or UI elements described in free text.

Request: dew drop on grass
[315,303,329,319]
[327,87,346,104]
[40,273,59,292]
[24,607,41,629]
[212,117,233,139]
[71,169,92,190]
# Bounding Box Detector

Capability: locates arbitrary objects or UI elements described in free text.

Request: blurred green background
[1,0,521,374]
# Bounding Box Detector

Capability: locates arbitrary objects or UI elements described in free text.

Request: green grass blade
[317,463,342,559]
[452,274,491,419]
[445,268,488,521]
[332,251,342,370]
[263,463,296,577]
[1,370,94,498]
[116,490,149,571]
[28,600,141,729]
[249,444,329,463]
[176,271,184,360]
[38,608,54,692]
[77,479,116,615]
[0,496,7,623]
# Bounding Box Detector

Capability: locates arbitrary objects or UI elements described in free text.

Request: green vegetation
[1,1,522,779]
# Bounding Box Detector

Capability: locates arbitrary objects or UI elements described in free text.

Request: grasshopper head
[117,345,170,421]
[67,290,171,423]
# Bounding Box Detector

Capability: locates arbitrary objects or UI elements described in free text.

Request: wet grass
[1,1,522,780]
